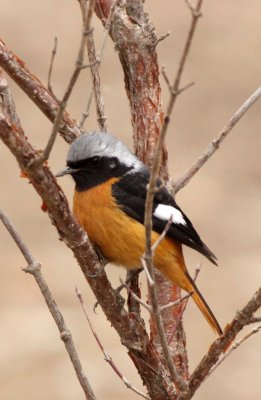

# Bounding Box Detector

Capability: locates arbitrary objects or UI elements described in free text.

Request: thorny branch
[0,210,96,400]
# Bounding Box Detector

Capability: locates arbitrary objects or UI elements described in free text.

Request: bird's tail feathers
[184,271,222,336]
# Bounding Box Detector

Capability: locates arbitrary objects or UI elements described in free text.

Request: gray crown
[67,131,143,169]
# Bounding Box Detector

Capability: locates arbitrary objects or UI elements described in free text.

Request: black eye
[89,156,101,167]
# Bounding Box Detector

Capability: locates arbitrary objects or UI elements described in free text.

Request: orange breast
[73,178,186,279]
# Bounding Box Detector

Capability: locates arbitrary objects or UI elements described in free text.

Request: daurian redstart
[57,132,222,335]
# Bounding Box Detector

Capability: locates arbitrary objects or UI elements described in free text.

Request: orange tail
[184,271,222,336]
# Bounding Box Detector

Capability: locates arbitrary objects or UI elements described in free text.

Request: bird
[56,131,222,335]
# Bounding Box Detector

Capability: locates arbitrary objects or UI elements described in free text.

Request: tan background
[1,1,261,399]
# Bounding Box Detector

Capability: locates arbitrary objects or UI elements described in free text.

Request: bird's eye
[89,156,101,167]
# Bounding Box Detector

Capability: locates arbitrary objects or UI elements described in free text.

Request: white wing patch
[154,204,186,226]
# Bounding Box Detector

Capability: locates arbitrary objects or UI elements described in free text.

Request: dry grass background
[1,1,261,399]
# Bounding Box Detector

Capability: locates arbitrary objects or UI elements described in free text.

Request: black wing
[112,169,217,265]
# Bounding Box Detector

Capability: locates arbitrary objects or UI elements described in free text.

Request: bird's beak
[55,166,78,178]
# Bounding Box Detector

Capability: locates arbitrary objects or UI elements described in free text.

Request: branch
[47,36,58,96]
[36,12,91,165]
[172,86,261,193]
[188,286,261,398]
[143,155,188,396]
[96,0,168,179]
[79,0,108,131]
[159,0,203,149]
[0,39,80,143]
[206,323,261,380]
[76,289,150,400]
[95,0,204,385]
[0,210,96,400]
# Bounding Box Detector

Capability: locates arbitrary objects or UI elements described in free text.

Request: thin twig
[0,68,22,128]
[160,293,192,312]
[173,86,261,193]
[80,0,118,128]
[76,288,150,400]
[35,11,91,165]
[79,0,108,131]
[205,323,261,380]
[0,40,81,142]
[141,257,154,287]
[184,0,202,17]
[157,31,171,45]
[0,209,96,400]
[151,216,172,252]
[160,0,203,148]
[120,278,152,313]
[80,91,93,128]
[47,36,58,96]
[248,316,261,324]
[162,67,195,97]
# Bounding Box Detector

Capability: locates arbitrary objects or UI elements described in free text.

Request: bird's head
[56,132,143,191]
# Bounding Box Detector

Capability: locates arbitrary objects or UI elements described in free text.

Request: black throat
[68,156,132,191]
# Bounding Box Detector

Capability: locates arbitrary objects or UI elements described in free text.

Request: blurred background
[1,1,261,399]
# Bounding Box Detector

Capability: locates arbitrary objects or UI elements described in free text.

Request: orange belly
[73,179,187,284]
[73,180,223,335]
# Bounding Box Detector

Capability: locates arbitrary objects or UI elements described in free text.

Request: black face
[67,156,132,191]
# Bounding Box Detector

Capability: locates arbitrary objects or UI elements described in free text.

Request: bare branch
[161,67,195,97]
[37,8,95,165]
[80,91,93,128]
[0,39,81,143]
[151,216,172,252]
[141,257,154,287]
[47,36,58,97]
[120,278,152,313]
[0,68,22,128]
[0,210,96,400]
[188,286,261,398]
[156,31,171,46]
[79,0,107,131]
[205,323,261,380]
[76,288,150,400]
[248,316,261,324]
[143,119,188,397]
[184,0,202,17]
[80,0,118,128]
[160,293,192,312]
[173,86,261,193]
[160,0,203,146]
